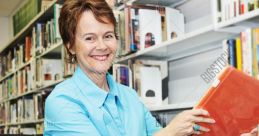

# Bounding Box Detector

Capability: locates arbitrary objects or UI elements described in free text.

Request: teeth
[92,55,108,61]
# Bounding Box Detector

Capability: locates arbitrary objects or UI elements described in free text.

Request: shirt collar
[72,66,120,108]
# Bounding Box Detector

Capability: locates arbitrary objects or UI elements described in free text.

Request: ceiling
[0,0,23,17]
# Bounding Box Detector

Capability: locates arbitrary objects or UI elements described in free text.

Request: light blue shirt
[44,66,162,136]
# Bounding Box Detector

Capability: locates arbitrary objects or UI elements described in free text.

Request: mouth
[91,54,110,61]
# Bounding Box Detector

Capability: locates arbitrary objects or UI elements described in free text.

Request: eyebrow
[82,31,115,37]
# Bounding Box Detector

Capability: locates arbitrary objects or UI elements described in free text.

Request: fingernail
[211,119,216,123]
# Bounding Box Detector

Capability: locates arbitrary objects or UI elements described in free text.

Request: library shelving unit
[0,0,258,134]
[0,0,74,134]
[113,0,259,113]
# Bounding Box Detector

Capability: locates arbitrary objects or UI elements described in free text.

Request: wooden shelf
[36,40,63,58]
[0,0,57,54]
[1,79,64,104]
[0,60,32,82]
[6,119,44,126]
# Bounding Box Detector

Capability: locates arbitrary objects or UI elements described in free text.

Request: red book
[195,66,259,135]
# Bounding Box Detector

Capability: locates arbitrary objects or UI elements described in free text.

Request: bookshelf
[0,0,258,134]
[0,0,57,53]
[115,25,232,63]
[113,0,259,125]
[0,0,72,134]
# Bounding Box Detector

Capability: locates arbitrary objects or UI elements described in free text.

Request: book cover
[194,66,259,135]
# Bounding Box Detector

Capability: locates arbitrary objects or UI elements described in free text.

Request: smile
[91,54,109,61]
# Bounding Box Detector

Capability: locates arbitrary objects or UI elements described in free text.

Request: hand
[240,127,258,136]
[155,109,215,136]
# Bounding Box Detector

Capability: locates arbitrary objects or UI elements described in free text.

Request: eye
[104,33,115,40]
[85,36,96,42]
[85,37,93,41]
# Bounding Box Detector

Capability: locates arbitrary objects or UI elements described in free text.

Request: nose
[95,37,108,50]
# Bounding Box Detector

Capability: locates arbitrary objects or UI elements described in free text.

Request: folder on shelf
[194,66,259,136]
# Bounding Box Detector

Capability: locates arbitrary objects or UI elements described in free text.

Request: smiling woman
[43,0,216,136]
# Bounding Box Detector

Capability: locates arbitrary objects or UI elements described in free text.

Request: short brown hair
[59,0,117,63]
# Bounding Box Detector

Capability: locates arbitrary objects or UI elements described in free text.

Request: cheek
[76,43,94,56]
[109,43,118,53]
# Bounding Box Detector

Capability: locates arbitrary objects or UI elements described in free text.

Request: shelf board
[216,9,259,30]
[6,119,44,126]
[1,78,64,104]
[0,0,57,53]
[36,41,63,58]
[35,78,64,92]
[0,60,32,82]
[115,0,186,10]
[115,25,232,63]
[0,123,6,127]
[148,102,196,111]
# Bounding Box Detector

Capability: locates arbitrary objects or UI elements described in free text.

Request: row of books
[0,58,63,102]
[0,64,34,101]
[113,59,168,107]
[116,5,184,56]
[223,27,259,78]
[0,89,51,125]
[218,0,259,22]
[13,0,42,35]
[35,3,62,55]
[0,123,43,135]
[36,58,63,88]
[1,3,62,78]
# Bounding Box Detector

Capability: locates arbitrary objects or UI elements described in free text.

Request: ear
[66,43,76,55]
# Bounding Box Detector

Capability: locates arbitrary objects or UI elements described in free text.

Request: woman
[43,0,216,135]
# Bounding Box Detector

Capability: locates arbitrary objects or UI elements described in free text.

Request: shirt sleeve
[44,94,101,136]
[143,104,163,136]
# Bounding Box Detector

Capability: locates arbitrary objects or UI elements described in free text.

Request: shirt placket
[104,94,125,135]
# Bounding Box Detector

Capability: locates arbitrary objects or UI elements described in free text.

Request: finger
[196,125,210,132]
[193,131,202,135]
[190,109,210,116]
[250,128,257,133]
[240,133,250,136]
[191,116,215,123]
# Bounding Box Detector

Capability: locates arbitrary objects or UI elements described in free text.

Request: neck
[79,65,109,92]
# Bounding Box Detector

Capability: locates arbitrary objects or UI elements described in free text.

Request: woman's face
[71,11,117,74]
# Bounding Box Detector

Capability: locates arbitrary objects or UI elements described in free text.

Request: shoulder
[47,78,79,100]
[45,78,86,121]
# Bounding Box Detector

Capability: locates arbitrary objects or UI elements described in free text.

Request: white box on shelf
[139,9,162,50]
[139,66,162,107]
[165,7,185,40]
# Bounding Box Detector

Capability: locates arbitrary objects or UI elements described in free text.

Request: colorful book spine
[236,38,242,71]
[241,29,253,76]
[228,39,237,68]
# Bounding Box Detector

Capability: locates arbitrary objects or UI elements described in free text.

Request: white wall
[0,17,10,47]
